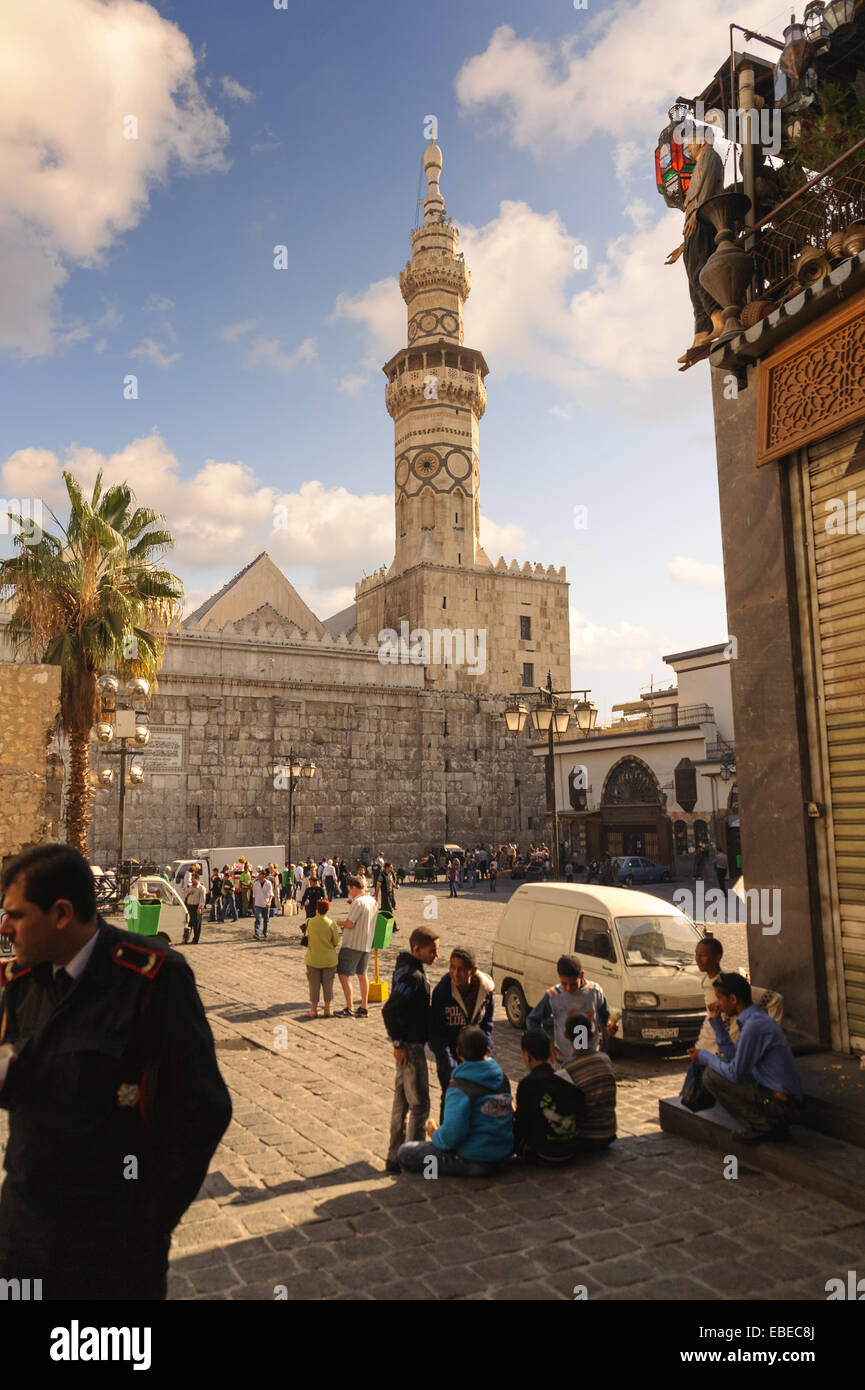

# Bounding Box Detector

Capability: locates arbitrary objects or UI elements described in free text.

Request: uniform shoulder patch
[111,941,167,979]
[0,959,31,987]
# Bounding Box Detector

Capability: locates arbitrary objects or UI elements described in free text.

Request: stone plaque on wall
[145,729,185,772]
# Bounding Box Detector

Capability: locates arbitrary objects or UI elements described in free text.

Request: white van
[491,883,706,1049]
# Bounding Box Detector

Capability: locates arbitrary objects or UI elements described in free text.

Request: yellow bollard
[367,948,389,1003]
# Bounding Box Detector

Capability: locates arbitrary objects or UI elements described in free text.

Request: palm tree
[0,472,183,854]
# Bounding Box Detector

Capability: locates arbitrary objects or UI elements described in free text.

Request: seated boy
[559,1012,617,1151]
[398,1025,513,1177]
[514,1030,585,1165]
[526,954,617,1059]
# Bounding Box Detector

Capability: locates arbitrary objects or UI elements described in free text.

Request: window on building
[520,616,531,641]
[444,758,450,772]
[478,805,482,818]
[474,747,478,761]
[522,663,534,688]
[442,596,447,609]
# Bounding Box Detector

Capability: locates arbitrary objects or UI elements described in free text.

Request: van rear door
[524,903,579,1006]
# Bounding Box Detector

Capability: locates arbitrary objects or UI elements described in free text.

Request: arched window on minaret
[421,487,435,530]
[453,487,465,528]
[398,494,408,538]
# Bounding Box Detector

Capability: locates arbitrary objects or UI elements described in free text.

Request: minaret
[382,140,491,574]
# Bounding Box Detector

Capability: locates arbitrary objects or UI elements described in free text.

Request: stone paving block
[335,1259,393,1290]
[468,1253,543,1285]
[588,1255,655,1288]
[375,1182,429,1209]
[424,1236,486,1268]
[292,1243,340,1270]
[265,1226,312,1252]
[527,1240,582,1274]
[240,1208,292,1236]
[368,1279,438,1300]
[638,1275,719,1300]
[173,1216,247,1249]
[189,1264,243,1294]
[231,1281,286,1300]
[749,1249,819,1283]
[383,1247,443,1279]
[689,1258,765,1293]
[232,1251,301,1283]
[347,1209,397,1235]
[559,1209,623,1235]
[317,1191,382,1218]
[335,1233,390,1262]
[167,1273,195,1300]
[579,1229,641,1261]
[490,1282,557,1300]
[172,1245,231,1271]
[423,1265,489,1300]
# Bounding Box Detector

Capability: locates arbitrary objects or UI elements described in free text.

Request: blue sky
[0,0,797,715]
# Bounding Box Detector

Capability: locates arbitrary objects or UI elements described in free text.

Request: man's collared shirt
[55,930,99,981]
[252,878,274,908]
[698,1005,803,1097]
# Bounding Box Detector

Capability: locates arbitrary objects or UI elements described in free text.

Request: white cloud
[241,336,318,375]
[335,197,692,389]
[549,405,572,421]
[221,76,254,103]
[330,277,404,383]
[219,319,256,343]
[667,555,724,588]
[455,4,787,157]
[1,435,546,622]
[251,124,282,154]
[478,516,529,561]
[130,338,181,369]
[337,374,370,397]
[143,294,174,314]
[0,0,229,357]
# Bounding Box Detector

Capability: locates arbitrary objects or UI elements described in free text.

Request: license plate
[642,1027,679,1039]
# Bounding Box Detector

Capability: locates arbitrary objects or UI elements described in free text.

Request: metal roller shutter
[806,423,865,1049]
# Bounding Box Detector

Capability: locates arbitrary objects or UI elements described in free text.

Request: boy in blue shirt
[527,954,617,1058]
[397,1025,513,1177]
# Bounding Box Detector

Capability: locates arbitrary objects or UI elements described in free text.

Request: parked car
[491,883,706,1050]
[613,856,672,886]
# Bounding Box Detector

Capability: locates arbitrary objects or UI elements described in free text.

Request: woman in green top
[303,899,340,1018]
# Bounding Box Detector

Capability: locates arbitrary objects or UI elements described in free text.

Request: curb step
[659,1096,865,1213]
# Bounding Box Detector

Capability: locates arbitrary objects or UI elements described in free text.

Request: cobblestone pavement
[160,882,863,1301]
[3,883,861,1301]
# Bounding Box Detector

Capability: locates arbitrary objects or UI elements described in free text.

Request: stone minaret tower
[383,140,492,574]
[355,140,570,697]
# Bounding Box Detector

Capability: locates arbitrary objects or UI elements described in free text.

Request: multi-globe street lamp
[503,672,597,878]
[90,674,152,894]
[268,748,316,870]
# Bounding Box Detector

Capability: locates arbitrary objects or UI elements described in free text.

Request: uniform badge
[117,1082,141,1107]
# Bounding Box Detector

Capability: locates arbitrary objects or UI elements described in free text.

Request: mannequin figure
[665,126,726,364]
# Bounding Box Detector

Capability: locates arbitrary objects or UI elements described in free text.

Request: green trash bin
[131,901,162,936]
[372,909,394,950]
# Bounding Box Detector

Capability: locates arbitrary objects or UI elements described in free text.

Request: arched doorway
[600,757,670,863]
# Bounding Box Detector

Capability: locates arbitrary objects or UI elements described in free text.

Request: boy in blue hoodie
[397,1025,513,1177]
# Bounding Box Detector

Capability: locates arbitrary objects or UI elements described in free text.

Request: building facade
[547,643,736,873]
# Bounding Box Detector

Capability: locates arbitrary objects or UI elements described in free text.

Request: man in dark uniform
[0,843,232,1301]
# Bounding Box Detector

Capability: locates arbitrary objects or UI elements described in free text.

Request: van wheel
[624,874,634,886]
[502,982,527,1029]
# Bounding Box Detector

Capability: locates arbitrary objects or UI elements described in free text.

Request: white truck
[168,846,286,893]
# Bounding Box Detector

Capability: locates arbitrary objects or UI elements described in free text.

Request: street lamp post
[503,674,597,879]
[91,675,152,896]
[269,748,316,869]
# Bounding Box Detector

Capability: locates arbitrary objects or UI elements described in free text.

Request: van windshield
[615,914,701,966]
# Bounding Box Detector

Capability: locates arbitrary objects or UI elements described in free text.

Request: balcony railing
[744,137,865,299]
[605,703,715,734]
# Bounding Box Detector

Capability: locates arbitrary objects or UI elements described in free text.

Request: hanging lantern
[654,103,696,210]
[775,15,818,112]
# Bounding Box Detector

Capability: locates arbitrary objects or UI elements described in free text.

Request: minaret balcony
[400,259,470,304]
[385,366,486,420]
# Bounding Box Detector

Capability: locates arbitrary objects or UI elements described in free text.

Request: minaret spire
[423,139,445,224]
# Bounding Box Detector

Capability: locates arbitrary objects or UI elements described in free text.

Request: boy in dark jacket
[381,927,439,1174]
[429,946,495,1120]
[513,1030,585,1165]
[398,1026,514,1177]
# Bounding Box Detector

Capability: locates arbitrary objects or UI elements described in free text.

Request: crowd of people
[378,925,802,1179]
